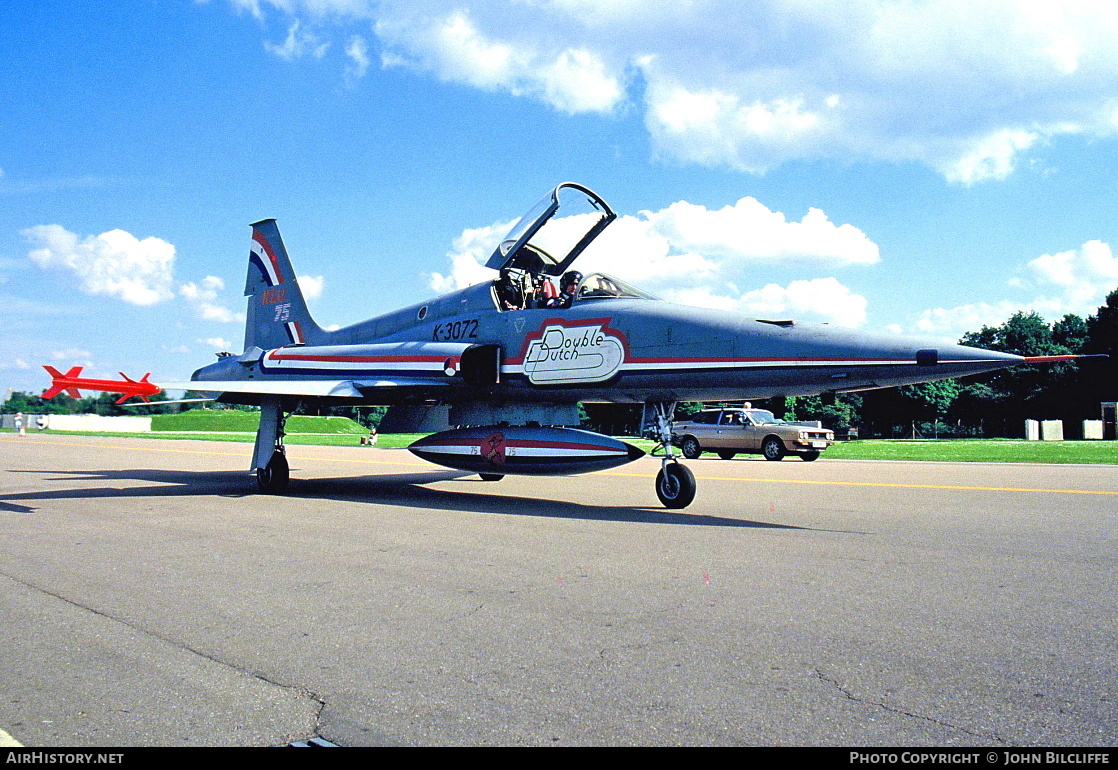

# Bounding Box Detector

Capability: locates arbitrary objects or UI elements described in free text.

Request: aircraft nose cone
[934,343,1023,377]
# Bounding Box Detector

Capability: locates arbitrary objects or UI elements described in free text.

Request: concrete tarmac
[1,434,1116,746]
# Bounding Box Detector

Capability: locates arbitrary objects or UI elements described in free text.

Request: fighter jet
[44,183,1074,508]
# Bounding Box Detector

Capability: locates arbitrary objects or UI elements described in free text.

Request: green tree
[955,310,1089,435]
[1053,314,1089,352]
[781,394,862,429]
[1081,288,1118,410]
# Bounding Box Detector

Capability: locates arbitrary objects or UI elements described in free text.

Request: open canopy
[485,183,616,277]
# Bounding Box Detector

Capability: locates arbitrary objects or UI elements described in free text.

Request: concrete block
[1040,420,1064,441]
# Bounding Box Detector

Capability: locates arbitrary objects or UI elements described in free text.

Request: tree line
[6,288,1116,438]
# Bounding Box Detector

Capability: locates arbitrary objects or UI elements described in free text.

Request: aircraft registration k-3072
[44,183,1081,508]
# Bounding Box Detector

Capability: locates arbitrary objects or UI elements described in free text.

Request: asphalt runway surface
[1,434,1116,746]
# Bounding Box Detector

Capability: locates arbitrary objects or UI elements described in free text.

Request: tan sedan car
[673,408,834,461]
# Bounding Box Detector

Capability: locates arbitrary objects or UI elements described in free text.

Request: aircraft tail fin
[243,219,325,351]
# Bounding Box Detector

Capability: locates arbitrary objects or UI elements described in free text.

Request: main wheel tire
[656,463,696,509]
[479,472,505,481]
[762,436,786,461]
[800,450,820,462]
[717,450,736,460]
[680,436,702,459]
[256,451,289,493]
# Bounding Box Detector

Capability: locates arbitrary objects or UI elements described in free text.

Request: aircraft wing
[159,380,362,398]
[160,340,475,400]
[159,377,453,399]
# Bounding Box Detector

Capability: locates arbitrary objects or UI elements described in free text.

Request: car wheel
[762,436,785,461]
[479,473,505,481]
[680,436,702,459]
[656,463,696,508]
[800,451,820,462]
[717,451,736,460]
[256,451,289,493]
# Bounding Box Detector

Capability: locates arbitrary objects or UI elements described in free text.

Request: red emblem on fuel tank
[482,432,507,465]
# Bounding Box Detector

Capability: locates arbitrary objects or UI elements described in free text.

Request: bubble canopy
[485,183,616,277]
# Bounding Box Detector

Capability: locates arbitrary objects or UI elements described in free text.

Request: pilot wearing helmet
[547,270,582,309]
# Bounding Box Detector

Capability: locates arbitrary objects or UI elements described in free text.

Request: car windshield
[575,273,658,301]
[745,410,785,425]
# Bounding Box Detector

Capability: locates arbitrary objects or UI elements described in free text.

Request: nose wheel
[656,462,696,508]
[645,401,697,508]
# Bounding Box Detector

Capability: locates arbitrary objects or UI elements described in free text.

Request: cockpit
[486,183,656,312]
[492,269,655,311]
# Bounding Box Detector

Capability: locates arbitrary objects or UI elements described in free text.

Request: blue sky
[4,0,1118,396]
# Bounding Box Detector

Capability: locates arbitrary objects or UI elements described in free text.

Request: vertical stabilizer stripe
[251,230,285,286]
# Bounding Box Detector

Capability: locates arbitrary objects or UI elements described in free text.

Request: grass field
[826,439,1118,464]
[150,411,367,434]
[630,438,1118,464]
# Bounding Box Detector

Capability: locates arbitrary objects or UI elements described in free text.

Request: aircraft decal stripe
[260,367,447,378]
[250,229,284,286]
[285,321,305,345]
[414,437,627,453]
[502,357,1001,372]
[260,350,454,379]
[266,353,449,363]
[414,445,623,458]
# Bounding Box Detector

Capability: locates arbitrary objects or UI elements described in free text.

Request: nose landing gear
[645,401,697,509]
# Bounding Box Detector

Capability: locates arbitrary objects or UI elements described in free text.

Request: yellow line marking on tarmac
[603,471,1118,496]
[0,727,23,747]
[12,437,1117,496]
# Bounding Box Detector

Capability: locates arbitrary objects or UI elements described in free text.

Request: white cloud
[224,0,1118,182]
[427,218,513,292]
[540,47,623,115]
[298,274,325,299]
[912,300,1025,340]
[24,225,176,306]
[51,348,92,362]
[377,11,624,115]
[265,19,331,60]
[941,129,1039,185]
[199,337,234,350]
[23,224,247,325]
[1025,239,1118,291]
[738,278,867,327]
[179,275,243,323]
[639,198,878,266]
[344,35,370,83]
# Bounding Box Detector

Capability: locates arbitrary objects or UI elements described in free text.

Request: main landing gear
[646,401,697,509]
[254,396,290,494]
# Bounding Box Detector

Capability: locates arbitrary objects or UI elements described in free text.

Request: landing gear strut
[254,396,289,494]
[645,401,697,509]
